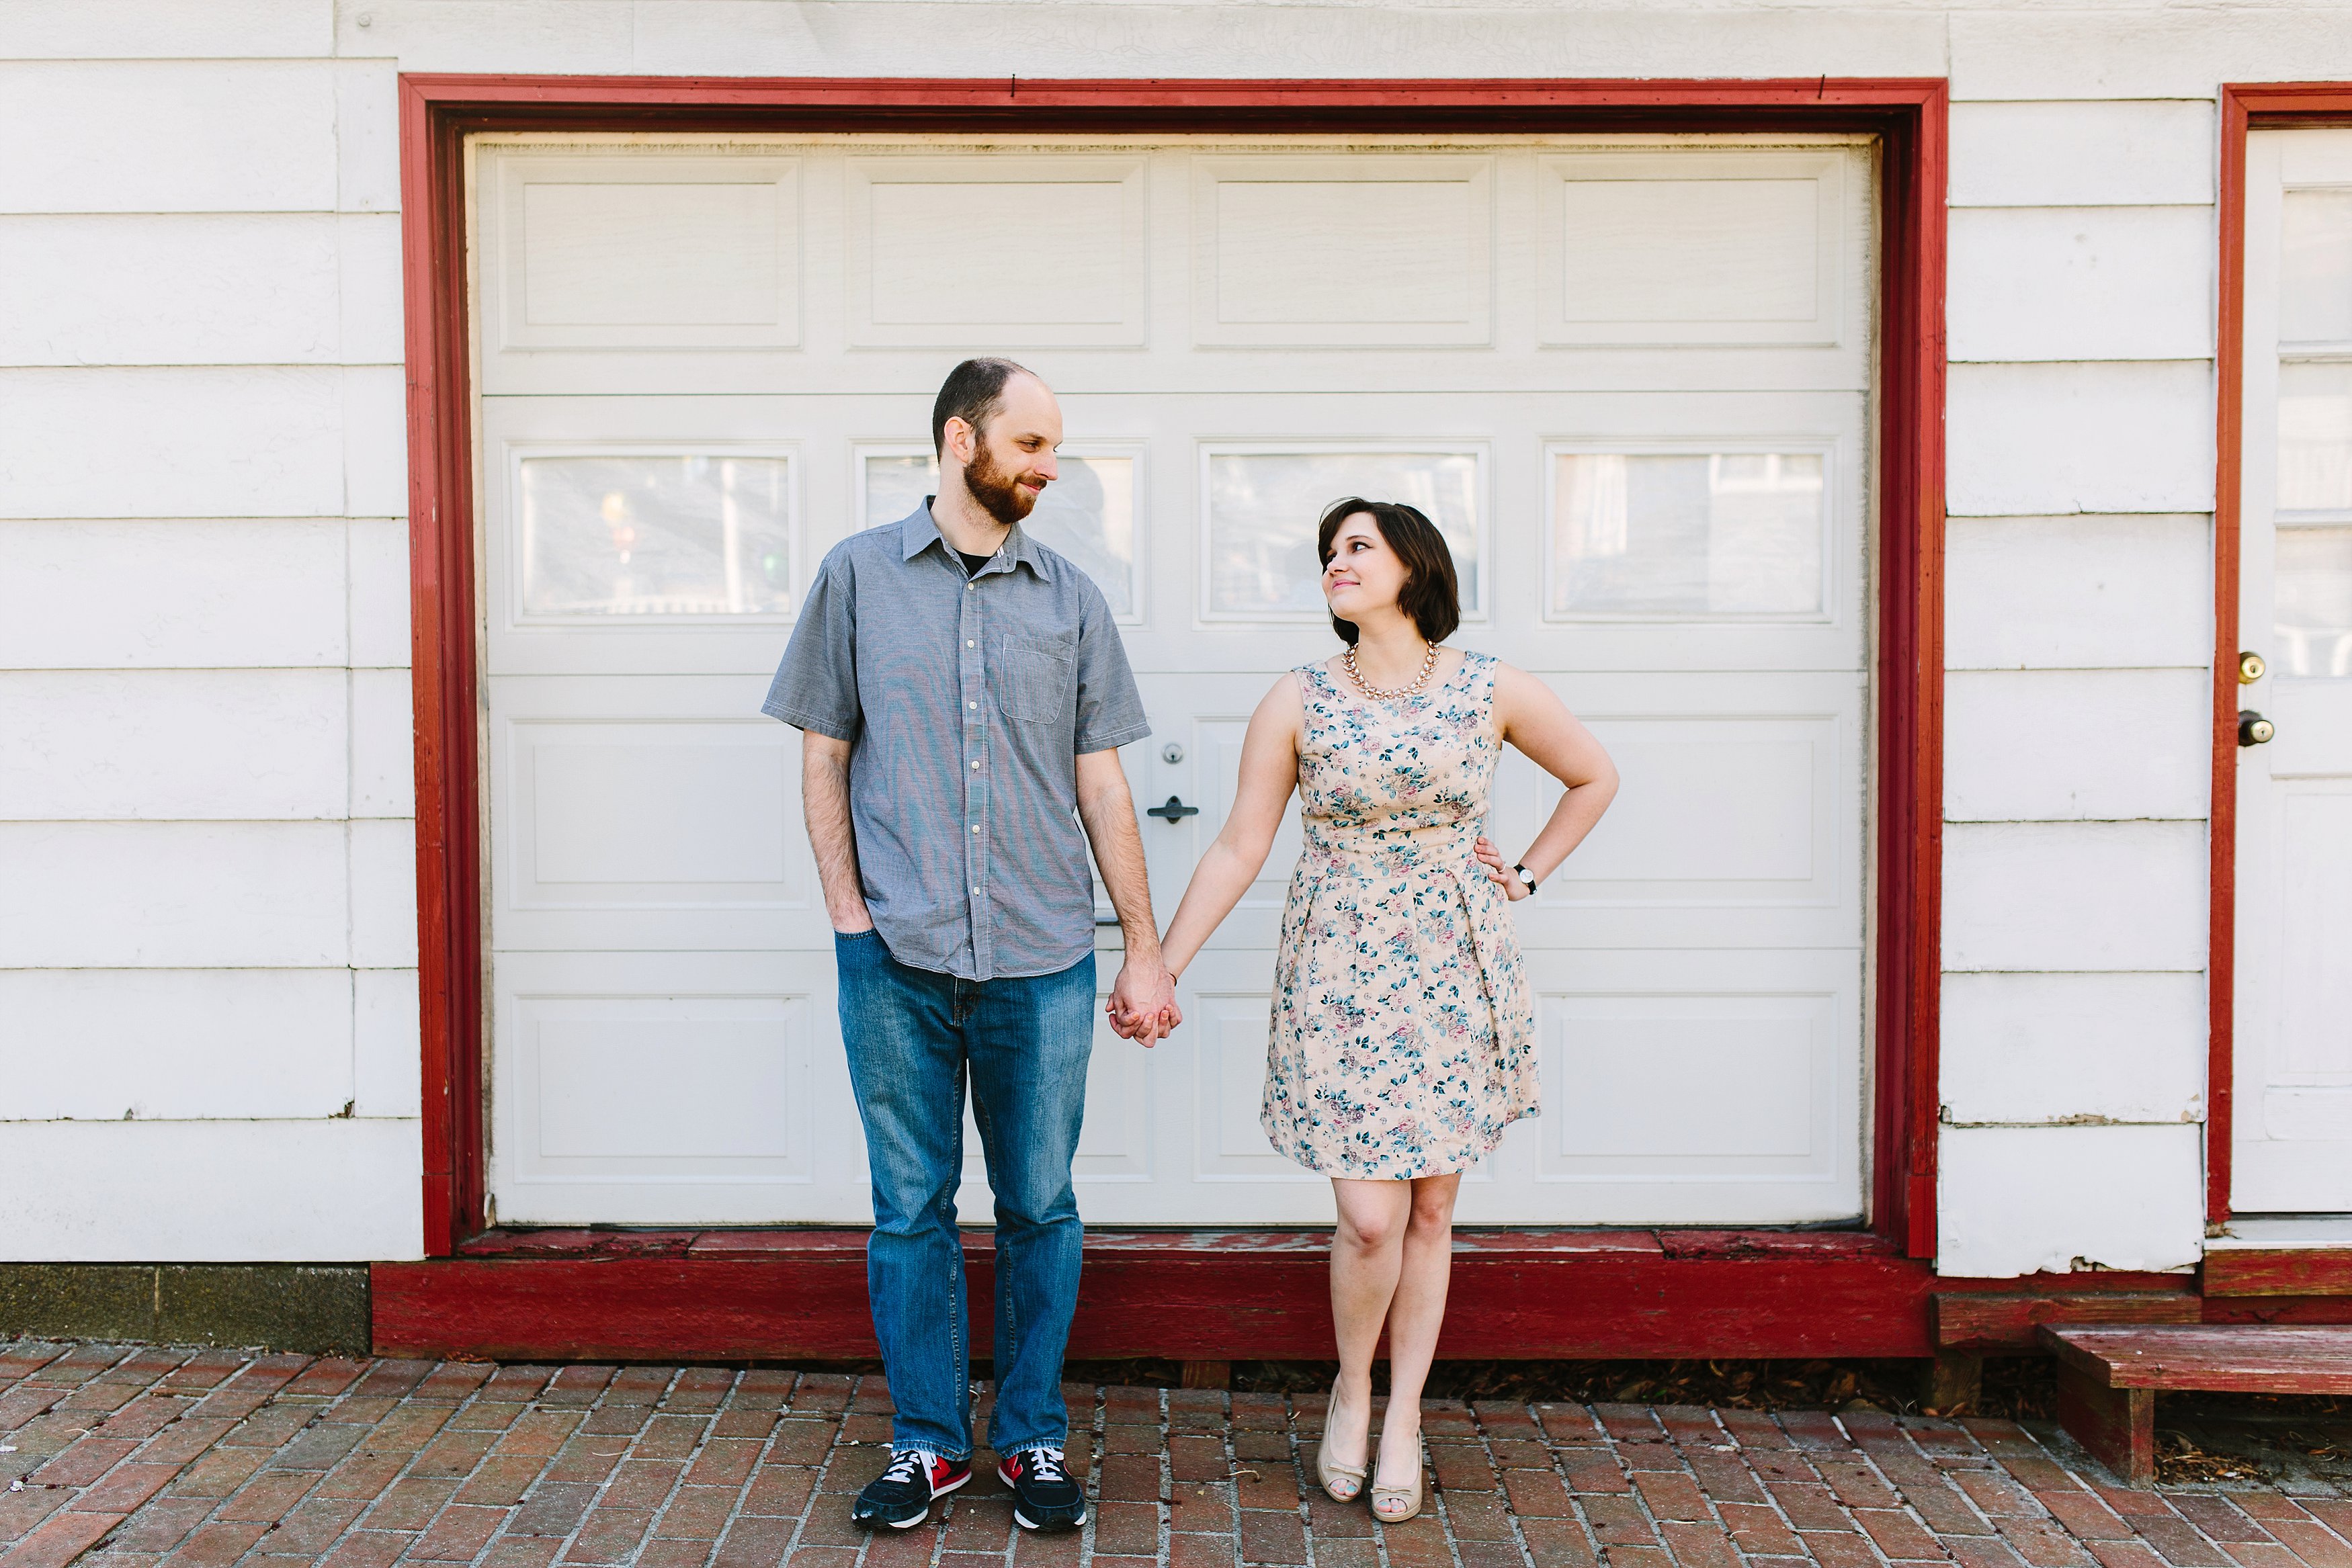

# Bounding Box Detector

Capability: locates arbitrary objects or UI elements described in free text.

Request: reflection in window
[2280,363,2352,515]
[2277,525,2352,679]
[1204,451,1479,617]
[520,455,791,617]
[863,453,1136,615]
[1551,451,1824,617]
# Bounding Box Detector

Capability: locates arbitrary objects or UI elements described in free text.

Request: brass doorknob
[2239,651,2267,685]
[2240,710,2276,746]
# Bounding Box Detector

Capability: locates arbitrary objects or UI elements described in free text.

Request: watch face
[1514,865,1536,889]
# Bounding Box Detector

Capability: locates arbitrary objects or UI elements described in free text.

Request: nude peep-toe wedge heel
[1315,1385,1368,1503]
[1370,1434,1425,1524]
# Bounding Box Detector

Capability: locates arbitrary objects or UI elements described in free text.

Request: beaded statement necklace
[1342,641,1439,701]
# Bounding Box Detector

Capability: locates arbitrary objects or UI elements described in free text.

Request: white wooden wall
[9,0,2352,1273]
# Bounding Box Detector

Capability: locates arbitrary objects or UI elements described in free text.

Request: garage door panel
[1538,151,1856,349]
[1192,155,1493,347]
[489,675,821,953]
[847,155,1149,347]
[474,139,1870,398]
[481,152,803,359]
[490,949,857,1225]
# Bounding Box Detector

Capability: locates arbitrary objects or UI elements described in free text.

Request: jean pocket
[993,634,1073,725]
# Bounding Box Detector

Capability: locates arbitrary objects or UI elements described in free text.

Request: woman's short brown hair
[1315,497,1462,646]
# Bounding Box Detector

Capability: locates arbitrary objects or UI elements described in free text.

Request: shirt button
[966,583,975,591]
[971,887,980,896]
[966,640,975,648]
[968,701,976,709]
[971,759,981,769]
[972,824,982,834]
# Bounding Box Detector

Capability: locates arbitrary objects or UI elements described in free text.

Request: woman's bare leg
[1326,1178,1414,1471]
[1374,1173,1461,1487]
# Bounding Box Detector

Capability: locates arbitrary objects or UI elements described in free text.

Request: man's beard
[965,439,1040,528]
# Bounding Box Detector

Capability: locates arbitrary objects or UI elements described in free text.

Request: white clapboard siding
[1943,821,2207,973]
[341,365,410,517]
[1947,361,2215,517]
[0,821,349,968]
[0,368,348,519]
[0,0,333,59]
[0,1119,422,1262]
[1950,102,2217,208]
[334,62,401,214]
[348,519,413,670]
[338,214,406,363]
[350,818,420,970]
[1938,1124,2204,1277]
[0,521,349,670]
[1944,668,2210,823]
[1945,516,2212,671]
[355,968,423,1119]
[0,62,338,214]
[0,216,345,367]
[1942,972,2207,1127]
[1951,11,2352,101]
[1948,208,2213,363]
[351,668,418,819]
[351,3,1949,81]
[0,670,349,821]
[0,969,354,1121]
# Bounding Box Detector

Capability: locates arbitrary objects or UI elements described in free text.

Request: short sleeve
[761,548,861,740]
[1070,580,1151,754]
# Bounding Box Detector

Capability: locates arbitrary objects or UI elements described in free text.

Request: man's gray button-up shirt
[762,503,1152,981]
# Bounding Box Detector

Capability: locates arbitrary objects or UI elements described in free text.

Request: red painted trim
[374,1229,2192,1362]
[1869,83,1949,1260]
[400,76,487,1257]
[399,74,1947,1265]
[2208,85,2352,1226]
[2205,1248,2352,1297]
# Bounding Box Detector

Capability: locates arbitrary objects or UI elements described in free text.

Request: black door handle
[1146,795,1200,822]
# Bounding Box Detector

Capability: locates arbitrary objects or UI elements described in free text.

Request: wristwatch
[1511,863,1538,895]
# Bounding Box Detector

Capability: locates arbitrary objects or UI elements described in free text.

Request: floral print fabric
[1262,650,1539,1180]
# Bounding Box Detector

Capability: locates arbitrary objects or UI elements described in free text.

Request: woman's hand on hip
[1474,836,1531,902]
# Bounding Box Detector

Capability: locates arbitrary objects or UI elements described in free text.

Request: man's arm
[1075,748,1177,1044]
[802,732,872,934]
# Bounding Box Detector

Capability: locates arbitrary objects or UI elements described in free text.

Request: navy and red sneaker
[998,1445,1087,1532]
[851,1448,970,1529]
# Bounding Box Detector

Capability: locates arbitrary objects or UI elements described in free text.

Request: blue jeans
[835,929,1094,1459]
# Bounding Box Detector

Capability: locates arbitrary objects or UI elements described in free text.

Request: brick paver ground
[5,1343,2351,1568]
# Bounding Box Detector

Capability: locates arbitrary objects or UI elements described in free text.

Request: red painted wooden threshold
[371,1228,2217,1364]
[400,74,1951,1266]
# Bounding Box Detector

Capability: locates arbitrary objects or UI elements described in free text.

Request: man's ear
[942,416,974,468]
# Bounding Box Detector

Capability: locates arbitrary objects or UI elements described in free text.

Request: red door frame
[2209,84,2352,1225]
[398,74,1949,1262]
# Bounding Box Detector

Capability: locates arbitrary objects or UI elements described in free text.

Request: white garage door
[470,134,1876,1228]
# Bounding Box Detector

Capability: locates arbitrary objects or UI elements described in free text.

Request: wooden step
[2038,1324,2352,1486]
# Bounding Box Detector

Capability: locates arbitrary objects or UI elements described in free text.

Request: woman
[1148,498,1617,1522]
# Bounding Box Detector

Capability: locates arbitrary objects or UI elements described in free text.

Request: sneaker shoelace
[1019,1446,1070,1483]
[880,1448,939,1488]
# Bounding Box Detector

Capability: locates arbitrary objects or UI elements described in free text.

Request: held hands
[1107,954,1183,1047]
[1474,836,1534,902]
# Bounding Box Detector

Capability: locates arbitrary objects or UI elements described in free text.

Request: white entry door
[469,134,1876,1227]
[2234,130,2352,1211]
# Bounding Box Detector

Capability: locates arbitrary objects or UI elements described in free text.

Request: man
[763,358,1177,1533]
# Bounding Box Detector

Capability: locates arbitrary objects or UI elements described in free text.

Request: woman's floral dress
[1262,650,1538,1179]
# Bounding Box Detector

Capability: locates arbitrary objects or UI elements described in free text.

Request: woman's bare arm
[1157,674,1305,979]
[1473,664,1618,898]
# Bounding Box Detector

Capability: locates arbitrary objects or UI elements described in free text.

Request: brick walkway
[5,1345,2352,1568]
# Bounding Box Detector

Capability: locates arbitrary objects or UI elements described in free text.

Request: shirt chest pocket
[993,633,1075,725]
